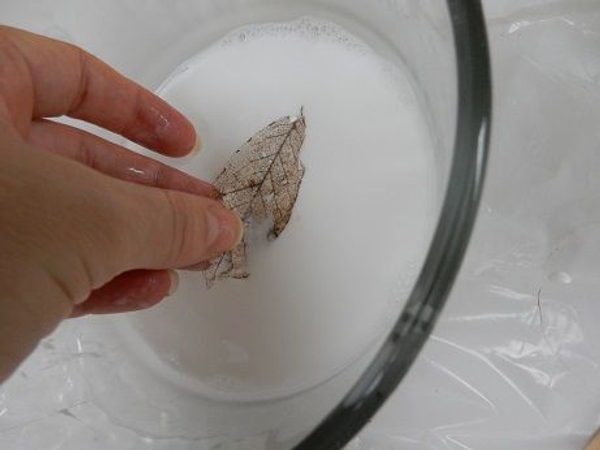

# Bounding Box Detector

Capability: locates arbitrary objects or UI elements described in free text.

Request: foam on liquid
[125,18,438,401]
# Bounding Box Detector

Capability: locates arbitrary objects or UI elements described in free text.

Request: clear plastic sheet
[1,1,600,449]
[352,2,600,448]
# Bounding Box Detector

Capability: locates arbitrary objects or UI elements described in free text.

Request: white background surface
[1,1,600,449]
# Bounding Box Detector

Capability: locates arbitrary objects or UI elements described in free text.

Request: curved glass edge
[292,1,492,449]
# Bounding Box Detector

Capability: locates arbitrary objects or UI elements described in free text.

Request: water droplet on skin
[127,167,145,176]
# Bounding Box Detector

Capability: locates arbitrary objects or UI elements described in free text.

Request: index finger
[0,26,197,157]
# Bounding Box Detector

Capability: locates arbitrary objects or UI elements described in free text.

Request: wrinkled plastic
[2,1,600,449]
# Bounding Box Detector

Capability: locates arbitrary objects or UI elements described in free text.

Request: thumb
[117,182,243,272]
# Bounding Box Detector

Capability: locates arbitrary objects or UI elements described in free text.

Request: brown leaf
[204,109,307,287]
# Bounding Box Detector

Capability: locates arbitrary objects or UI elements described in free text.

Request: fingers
[70,270,177,317]
[0,26,197,156]
[26,120,240,279]
[27,120,218,197]
[117,184,243,271]
[1,130,241,299]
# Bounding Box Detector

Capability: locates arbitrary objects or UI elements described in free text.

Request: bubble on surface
[547,271,573,284]
[220,16,370,55]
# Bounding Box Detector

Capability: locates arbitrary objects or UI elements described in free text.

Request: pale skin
[0,26,243,383]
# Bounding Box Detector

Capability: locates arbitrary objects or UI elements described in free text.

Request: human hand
[0,26,242,382]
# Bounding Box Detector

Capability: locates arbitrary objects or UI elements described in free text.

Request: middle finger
[27,119,218,198]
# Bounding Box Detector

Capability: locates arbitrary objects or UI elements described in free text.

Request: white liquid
[126,18,438,401]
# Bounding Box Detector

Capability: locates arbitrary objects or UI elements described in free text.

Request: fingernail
[206,204,244,254]
[188,136,202,156]
[168,270,179,295]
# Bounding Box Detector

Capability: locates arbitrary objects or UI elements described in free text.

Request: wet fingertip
[189,135,202,156]
[181,261,212,271]
[168,270,180,295]
[232,213,245,247]
[205,204,245,254]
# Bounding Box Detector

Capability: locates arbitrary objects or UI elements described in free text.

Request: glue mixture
[125,17,438,401]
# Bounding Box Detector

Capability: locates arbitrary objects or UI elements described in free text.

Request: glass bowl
[0,1,490,449]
